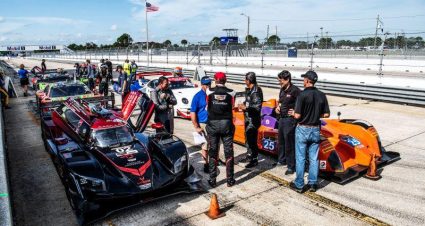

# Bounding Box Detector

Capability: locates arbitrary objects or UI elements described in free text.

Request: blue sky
[0,0,424,45]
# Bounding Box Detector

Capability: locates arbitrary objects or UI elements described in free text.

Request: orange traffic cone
[364,153,382,180]
[205,193,226,219]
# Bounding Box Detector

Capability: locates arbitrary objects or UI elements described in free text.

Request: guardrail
[140,66,425,107]
[0,61,13,226]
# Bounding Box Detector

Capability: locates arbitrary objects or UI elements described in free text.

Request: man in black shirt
[238,72,263,168]
[206,72,236,187]
[275,70,300,175]
[290,71,330,193]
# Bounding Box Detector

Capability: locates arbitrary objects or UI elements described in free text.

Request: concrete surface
[3,59,425,226]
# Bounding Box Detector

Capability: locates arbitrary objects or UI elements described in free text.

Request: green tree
[210,37,220,46]
[163,40,172,47]
[85,42,98,49]
[358,37,381,47]
[173,44,179,48]
[267,35,280,45]
[181,39,188,47]
[336,40,353,48]
[318,37,333,49]
[245,35,259,45]
[290,41,308,49]
[114,33,133,47]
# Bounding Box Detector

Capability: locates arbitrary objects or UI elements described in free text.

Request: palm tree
[210,37,220,46]
[181,39,188,47]
[163,40,172,47]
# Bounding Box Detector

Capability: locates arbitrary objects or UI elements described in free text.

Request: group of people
[189,70,330,192]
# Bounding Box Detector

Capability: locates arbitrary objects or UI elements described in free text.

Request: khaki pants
[200,123,208,150]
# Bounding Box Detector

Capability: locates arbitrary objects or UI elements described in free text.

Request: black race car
[40,92,203,225]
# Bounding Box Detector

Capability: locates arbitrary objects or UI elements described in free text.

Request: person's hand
[288,109,294,116]
[275,106,281,114]
[160,93,167,99]
[238,103,246,111]
[196,127,204,134]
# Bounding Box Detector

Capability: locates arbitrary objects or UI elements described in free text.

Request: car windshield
[169,80,194,89]
[50,85,89,97]
[92,126,133,148]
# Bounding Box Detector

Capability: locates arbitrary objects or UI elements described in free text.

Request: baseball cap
[301,70,318,83]
[214,72,226,82]
[200,76,212,85]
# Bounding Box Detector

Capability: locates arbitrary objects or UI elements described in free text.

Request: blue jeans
[294,125,321,188]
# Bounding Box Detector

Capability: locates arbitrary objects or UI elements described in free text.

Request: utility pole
[373,14,383,50]
[325,31,328,49]
[378,32,389,79]
[241,13,250,57]
[320,27,323,39]
[275,26,278,52]
[310,35,318,70]
[266,25,270,43]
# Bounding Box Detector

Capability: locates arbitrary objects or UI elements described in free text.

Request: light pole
[241,13,250,57]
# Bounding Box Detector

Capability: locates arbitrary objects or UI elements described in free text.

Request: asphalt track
[4,58,425,226]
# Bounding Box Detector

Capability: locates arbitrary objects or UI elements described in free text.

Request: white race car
[141,76,200,119]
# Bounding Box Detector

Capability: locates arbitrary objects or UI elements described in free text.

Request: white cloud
[110,24,118,31]
[0,17,4,23]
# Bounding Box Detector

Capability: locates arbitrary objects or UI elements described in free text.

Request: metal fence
[139,65,425,107]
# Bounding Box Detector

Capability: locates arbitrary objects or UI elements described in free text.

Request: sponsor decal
[320,160,327,169]
[214,94,227,101]
[113,146,138,157]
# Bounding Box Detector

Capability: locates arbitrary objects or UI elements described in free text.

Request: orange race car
[233,98,400,184]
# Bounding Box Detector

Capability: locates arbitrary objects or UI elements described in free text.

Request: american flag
[146,2,159,12]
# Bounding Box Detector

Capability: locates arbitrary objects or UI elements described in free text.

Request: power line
[251,14,425,22]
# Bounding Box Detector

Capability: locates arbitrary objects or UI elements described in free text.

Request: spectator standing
[0,69,10,109]
[123,59,131,77]
[116,65,129,102]
[206,72,236,187]
[86,59,96,91]
[275,70,301,175]
[151,76,177,134]
[190,76,212,173]
[290,71,330,193]
[17,64,29,96]
[130,60,138,83]
[238,72,263,168]
[41,59,46,73]
[105,59,113,82]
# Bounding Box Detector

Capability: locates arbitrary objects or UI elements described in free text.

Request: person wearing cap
[151,76,177,134]
[173,67,183,77]
[206,72,236,187]
[190,76,212,173]
[238,72,263,168]
[130,60,138,82]
[289,70,330,193]
[275,70,301,175]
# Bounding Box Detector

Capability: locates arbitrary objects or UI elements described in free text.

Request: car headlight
[182,98,189,104]
[340,135,361,147]
[75,174,106,192]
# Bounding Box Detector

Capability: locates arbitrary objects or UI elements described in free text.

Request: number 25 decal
[263,139,275,151]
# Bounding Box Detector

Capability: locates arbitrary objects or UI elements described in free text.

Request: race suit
[243,85,263,160]
[151,87,177,134]
[206,85,235,180]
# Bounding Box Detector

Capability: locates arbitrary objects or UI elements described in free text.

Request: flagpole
[145,0,149,67]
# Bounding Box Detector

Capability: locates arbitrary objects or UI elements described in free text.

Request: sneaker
[245,159,258,168]
[289,181,304,193]
[208,179,217,188]
[285,169,295,175]
[227,178,236,187]
[203,164,209,173]
[307,184,318,192]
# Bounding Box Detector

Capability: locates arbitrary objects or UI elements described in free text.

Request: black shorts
[20,78,29,86]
